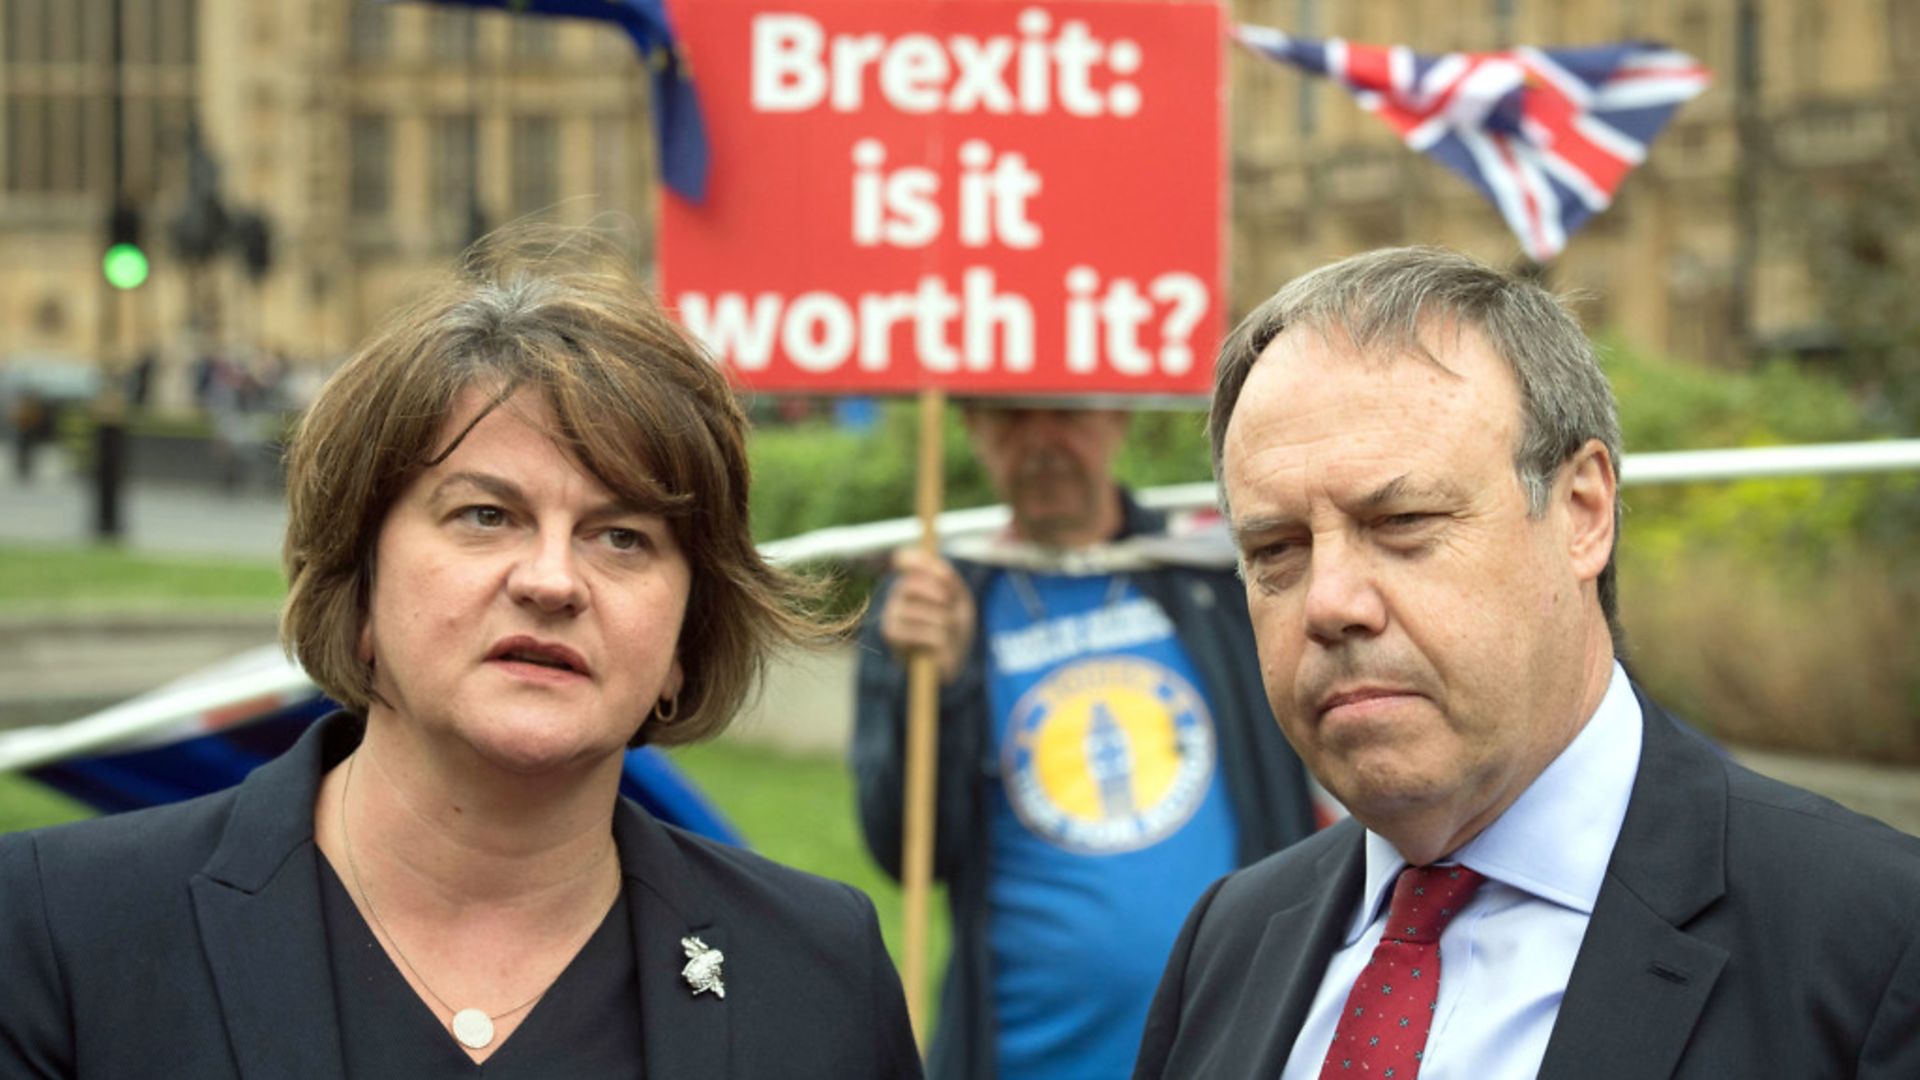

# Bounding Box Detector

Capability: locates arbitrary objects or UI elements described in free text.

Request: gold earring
[653,695,679,723]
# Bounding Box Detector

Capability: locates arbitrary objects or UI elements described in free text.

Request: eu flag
[412,0,709,203]
[1239,26,1709,261]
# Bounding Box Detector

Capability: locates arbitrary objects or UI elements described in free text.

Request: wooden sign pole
[900,385,945,1046]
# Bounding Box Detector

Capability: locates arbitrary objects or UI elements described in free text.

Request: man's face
[964,406,1129,547]
[1220,324,1612,857]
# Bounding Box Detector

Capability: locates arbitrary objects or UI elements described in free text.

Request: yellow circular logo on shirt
[1001,656,1216,854]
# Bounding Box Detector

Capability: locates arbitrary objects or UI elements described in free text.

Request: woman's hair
[280,225,844,746]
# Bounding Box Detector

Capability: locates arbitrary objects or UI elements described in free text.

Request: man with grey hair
[1134,247,1920,1079]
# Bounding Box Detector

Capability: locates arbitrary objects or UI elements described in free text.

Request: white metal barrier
[760,439,1920,565]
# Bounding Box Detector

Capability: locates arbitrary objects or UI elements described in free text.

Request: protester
[854,400,1319,1079]
[10,388,49,483]
[202,352,268,494]
[1134,247,1920,1078]
[0,228,920,1078]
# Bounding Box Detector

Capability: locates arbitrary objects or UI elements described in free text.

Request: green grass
[0,543,285,612]
[0,773,93,833]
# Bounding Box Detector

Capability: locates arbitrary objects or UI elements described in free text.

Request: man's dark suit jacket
[1134,688,1920,1079]
[0,713,922,1079]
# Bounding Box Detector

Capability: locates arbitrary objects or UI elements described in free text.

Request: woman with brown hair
[0,230,920,1078]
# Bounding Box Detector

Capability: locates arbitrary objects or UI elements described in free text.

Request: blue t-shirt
[982,570,1238,1079]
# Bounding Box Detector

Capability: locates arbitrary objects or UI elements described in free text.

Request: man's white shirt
[1279,663,1644,1080]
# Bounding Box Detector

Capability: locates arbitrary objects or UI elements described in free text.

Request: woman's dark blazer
[0,713,922,1078]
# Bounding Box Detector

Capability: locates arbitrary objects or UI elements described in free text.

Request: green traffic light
[103,242,149,289]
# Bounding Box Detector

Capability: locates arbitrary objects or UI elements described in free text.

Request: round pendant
[451,1008,495,1050]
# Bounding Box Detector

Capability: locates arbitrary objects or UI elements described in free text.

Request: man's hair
[1208,246,1625,644]
[280,226,844,746]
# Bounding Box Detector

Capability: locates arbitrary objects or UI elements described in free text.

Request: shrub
[1621,547,1920,762]
[746,401,1212,543]
[1603,338,1920,762]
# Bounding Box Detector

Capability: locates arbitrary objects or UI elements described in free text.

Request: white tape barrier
[0,645,315,774]
[759,503,1012,566]
[5,439,1918,775]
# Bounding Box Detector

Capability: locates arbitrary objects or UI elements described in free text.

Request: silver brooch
[680,935,726,999]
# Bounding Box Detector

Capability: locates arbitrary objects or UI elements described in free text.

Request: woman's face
[359,386,690,774]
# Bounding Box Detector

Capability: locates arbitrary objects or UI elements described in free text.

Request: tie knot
[1382,864,1485,944]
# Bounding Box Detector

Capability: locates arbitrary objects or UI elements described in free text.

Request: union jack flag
[1237,26,1710,261]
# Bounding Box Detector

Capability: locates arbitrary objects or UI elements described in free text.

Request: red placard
[659,0,1225,396]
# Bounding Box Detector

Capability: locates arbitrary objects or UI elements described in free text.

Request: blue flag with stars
[405,0,709,202]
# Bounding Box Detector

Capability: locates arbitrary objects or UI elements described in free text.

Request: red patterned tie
[1317,864,1487,1080]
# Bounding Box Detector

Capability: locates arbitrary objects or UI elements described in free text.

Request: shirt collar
[1349,662,1643,942]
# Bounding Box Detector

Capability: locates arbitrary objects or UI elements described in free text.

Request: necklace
[1006,568,1133,621]
[339,753,551,1052]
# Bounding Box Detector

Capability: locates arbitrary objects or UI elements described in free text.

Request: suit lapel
[191,865,346,1079]
[191,715,358,1080]
[1236,825,1366,1076]
[1538,691,1730,1080]
[615,800,733,1079]
[1536,886,1726,1080]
